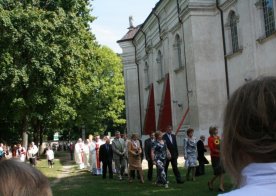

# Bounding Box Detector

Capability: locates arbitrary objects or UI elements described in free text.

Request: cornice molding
[220,0,238,11]
[170,23,182,34]
[179,1,217,19]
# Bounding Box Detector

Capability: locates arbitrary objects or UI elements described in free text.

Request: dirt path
[51,159,77,185]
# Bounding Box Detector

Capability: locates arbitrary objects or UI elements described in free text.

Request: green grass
[37,159,61,181]
[37,152,233,196]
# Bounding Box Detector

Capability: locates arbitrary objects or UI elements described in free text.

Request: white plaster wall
[223,0,276,94]
[190,11,227,139]
[124,66,141,136]
[119,0,276,143]
[256,38,276,76]
[119,41,142,137]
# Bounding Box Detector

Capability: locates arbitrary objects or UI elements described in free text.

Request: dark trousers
[48,159,54,166]
[165,158,181,182]
[102,161,113,179]
[130,158,144,180]
[195,161,205,176]
[130,170,140,179]
[70,151,74,160]
[29,158,36,166]
[147,160,153,181]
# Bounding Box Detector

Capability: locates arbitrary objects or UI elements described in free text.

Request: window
[144,62,149,87]
[229,11,239,52]
[175,34,183,68]
[262,0,275,36]
[156,50,163,79]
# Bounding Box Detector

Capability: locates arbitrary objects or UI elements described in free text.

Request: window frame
[175,34,183,69]
[229,11,239,53]
[262,0,276,37]
[156,50,164,80]
[144,62,150,87]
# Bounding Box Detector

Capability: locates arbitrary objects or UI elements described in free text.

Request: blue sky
[90,0,159,53]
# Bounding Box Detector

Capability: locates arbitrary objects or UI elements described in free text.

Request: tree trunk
[39,125,44,155]
[21,116,28,150]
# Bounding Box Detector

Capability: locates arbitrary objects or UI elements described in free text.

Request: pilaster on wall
[124,66,141,136]
[118,41,142,136]
[190,10,227,137]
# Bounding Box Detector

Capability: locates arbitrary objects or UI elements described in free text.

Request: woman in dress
[208,126,225,192]
[128,133,144,183]
[183,128,198,181]
[17,143,27,162]
[151,131,171,188]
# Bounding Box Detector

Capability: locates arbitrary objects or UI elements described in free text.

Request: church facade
[117,0,276,143]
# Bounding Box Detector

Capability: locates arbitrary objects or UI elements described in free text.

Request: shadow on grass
[37,151,233,196]
[51,170,233,196]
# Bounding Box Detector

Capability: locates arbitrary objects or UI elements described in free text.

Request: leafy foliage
[0,0,125,144]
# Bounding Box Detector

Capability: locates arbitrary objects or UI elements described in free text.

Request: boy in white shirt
[46,147,54,168]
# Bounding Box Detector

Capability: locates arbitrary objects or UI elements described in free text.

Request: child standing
[46,147,54,168]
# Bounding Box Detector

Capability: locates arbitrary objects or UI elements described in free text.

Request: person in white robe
[88,135,97,174]
[83,139,90,169]
[94,135,103,175]
[74,138,85,169]
[17,144,26,162]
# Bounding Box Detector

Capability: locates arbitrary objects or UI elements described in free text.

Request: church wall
[118,0,276,144]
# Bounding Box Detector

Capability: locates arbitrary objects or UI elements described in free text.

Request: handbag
[166,150,171,160]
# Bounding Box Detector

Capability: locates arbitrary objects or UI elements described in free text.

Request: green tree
[76,46,125,135]
[0,0,126,144]
[0,0,97,145]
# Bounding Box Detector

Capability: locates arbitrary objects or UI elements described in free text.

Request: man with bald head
[112,131,126,180]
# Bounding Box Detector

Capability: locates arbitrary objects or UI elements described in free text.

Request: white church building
[117,0,276,144]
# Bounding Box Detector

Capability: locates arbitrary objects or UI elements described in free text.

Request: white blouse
[219,162,276,196]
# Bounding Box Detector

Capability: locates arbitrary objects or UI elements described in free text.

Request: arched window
[175,34,182,68]
[229,11,239,52]
[156,50,163,79]
[144,62,149,87]
[262,0,275,36]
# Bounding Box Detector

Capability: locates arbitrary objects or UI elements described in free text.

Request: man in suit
[144,132,155,181]
[162,125,184,184]
[196,135,208,176]
[112,131,126,180]
[99,137,113,179]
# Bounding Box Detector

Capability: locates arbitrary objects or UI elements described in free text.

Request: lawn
[37,152,233,196]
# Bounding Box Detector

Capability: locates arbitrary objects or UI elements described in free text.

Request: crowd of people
[72,125,215,189]
[0,141,56,169]
[0,142,40,165]
[0,141,53,195]
[1,76,275,195]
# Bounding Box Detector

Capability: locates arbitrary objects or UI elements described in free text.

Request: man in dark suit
[99,137,113,179]
[162,125,184,184]
[144,132,155,181]
[196,135,208,176]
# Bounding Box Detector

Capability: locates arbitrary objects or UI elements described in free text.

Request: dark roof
[117,0,163,43]
[117,25,141,43]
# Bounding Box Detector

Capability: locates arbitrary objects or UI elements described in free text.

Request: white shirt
[167,133,173,143]
[219,162,276,196]
[46,149,54,160]
[32,144,38,154]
